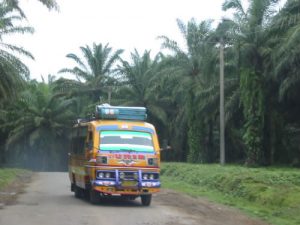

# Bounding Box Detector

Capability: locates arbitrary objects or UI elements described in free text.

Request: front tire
[71,183,75,192]
[74,185,83,198]
[141,194,152,206]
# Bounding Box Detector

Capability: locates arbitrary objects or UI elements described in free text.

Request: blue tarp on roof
[95,104,147,121]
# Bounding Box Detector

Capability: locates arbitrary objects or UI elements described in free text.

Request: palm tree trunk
[207,119,214,163]
[187,92,201,163]
[241,70,265,166]
[263,106,272,165]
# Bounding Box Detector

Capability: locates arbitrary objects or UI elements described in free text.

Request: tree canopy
[1,0,300,169]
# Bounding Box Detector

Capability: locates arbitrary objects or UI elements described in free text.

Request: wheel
[74,185,83,198]
[89,189,100,204]
[141,194,152,206]
[84,189,90,200]
[71,183,75,192]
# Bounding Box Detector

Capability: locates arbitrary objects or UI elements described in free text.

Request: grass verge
[0,168,32,205]
[161,163,300,225]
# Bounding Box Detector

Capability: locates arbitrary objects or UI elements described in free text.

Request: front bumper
[91,169,160,195]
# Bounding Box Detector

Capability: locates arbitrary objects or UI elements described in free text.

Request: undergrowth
[0,168,30,189]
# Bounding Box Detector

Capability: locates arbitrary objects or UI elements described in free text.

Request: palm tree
[58,43,124,103]
[0,2,34,101]
[3,80,76,170]
[267,0,300,164]
[271,0,300,100]
[159,18,218,163]
[117,49,168,123]
[222,0,281,165]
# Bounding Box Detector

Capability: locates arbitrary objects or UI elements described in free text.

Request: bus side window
[71,126,87,155]
[72,137,83,154]
[87,131,93,150]
[77,126,87,154]
[78,137,86,154]
[70,129,77,154]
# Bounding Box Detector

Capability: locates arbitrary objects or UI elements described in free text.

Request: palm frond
[0,43,34,59]
[65,53,88,71]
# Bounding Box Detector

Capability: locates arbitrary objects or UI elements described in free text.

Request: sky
[11,0,229,80]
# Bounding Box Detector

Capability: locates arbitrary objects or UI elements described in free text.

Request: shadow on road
[71,194,145,207]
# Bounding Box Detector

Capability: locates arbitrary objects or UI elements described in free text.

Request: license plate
[122,181,137,187]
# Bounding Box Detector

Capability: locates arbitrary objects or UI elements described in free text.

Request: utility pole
[220,38,225,165]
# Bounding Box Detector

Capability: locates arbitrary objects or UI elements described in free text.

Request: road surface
[0,173,268,225]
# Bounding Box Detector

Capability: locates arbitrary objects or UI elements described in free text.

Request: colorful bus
[68,104,161,206]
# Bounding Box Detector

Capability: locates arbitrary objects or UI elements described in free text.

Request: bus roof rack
[95,104,147,121]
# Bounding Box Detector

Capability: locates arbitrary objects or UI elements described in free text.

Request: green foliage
[2,0,300,168]
[161,163,300,225]
[187,94,204,163]
[240,70,265,165]
[221,0,284,166]
[0,168,30,189]
[1,80,76,170]
[271,0,300,101]
[187,119,202,163]
[0,2,33,101]
[58,43,124,103]
[159,19,220,163]
[116,50,167,124]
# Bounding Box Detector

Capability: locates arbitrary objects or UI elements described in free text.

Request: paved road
[0,173,268,225]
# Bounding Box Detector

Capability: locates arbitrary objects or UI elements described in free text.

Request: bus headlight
[142,173,159,180]
[120,172,125,179]
[143,174,149,180]
[98,172,104,178]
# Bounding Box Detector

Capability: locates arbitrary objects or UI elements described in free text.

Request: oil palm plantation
[3,80,76,170]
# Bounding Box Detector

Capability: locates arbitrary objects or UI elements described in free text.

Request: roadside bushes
[161,163,300,208]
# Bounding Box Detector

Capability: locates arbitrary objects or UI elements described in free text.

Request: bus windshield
[99,130,154,152]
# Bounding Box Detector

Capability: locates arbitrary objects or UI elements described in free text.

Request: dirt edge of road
[156,188,270,225]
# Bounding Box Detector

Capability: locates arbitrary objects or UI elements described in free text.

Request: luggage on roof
[95,104,147,121]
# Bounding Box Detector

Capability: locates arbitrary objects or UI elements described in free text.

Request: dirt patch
[0,172,33,207]
[155,189,270,225]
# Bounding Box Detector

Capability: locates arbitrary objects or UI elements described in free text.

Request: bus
[68,104,161,206]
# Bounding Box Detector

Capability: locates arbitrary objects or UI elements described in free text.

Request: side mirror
[160,139,172,151]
